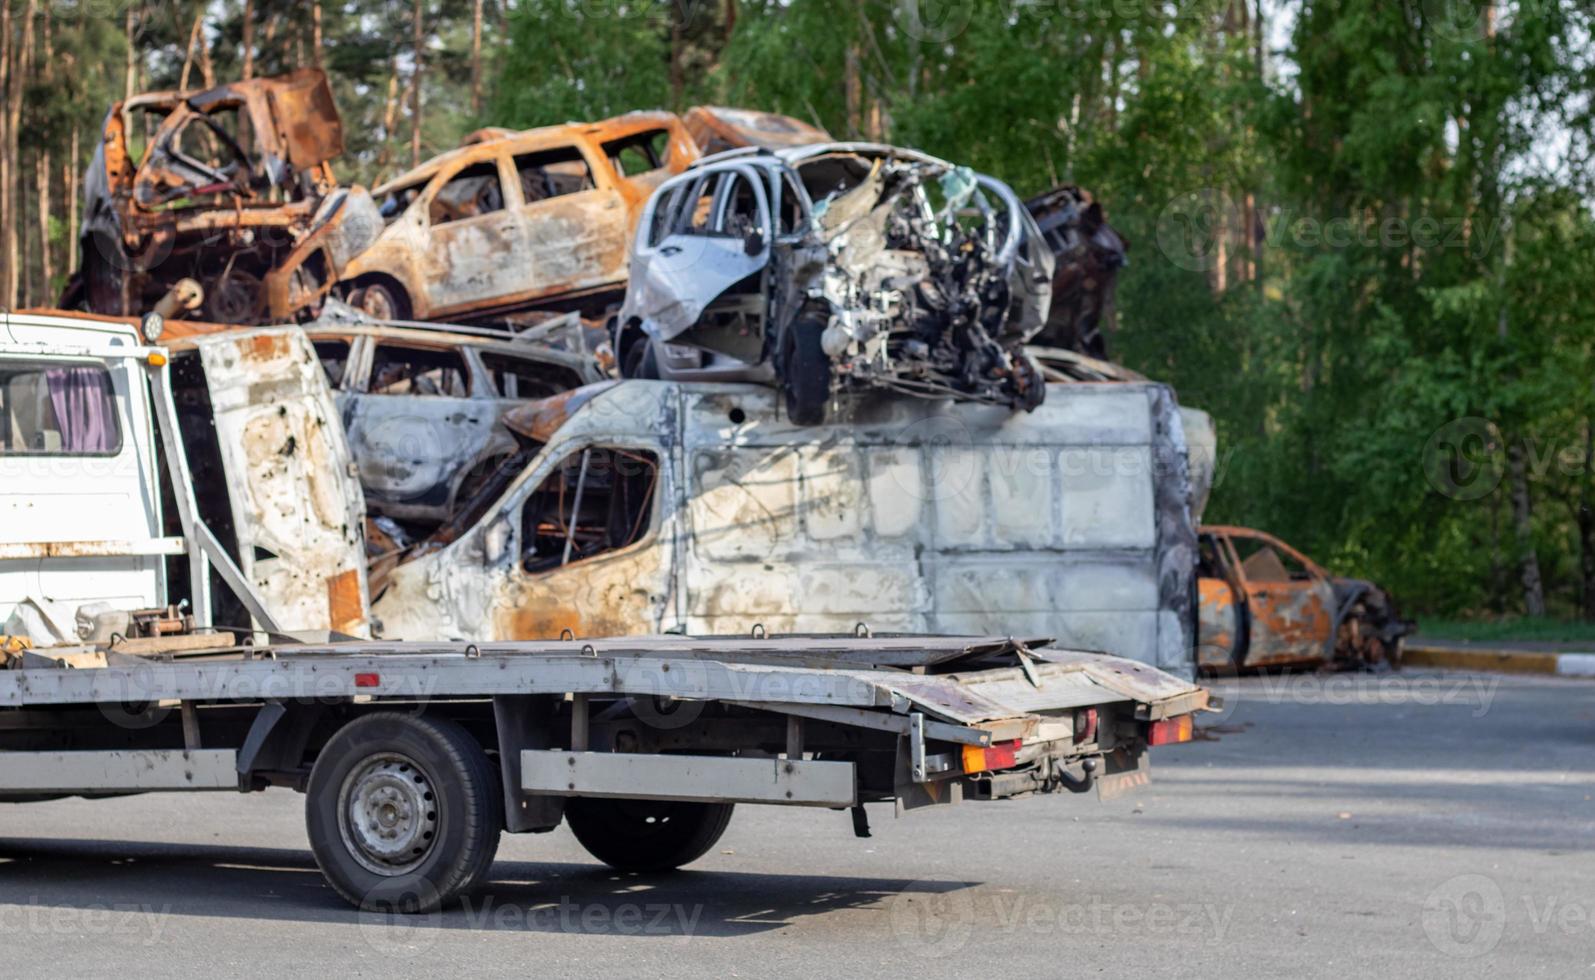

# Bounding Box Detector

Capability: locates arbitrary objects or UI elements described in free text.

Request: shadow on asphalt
[0,838,977,938]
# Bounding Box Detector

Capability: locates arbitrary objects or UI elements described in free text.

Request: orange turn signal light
[1148,715,1194,746]
[146,351,168,367]
[961,739,1021,773]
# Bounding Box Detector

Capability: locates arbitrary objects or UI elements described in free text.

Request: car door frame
[628,161,775,342]
[507,137,630,297]
[416,152,526,313]
[1216,528,1336,667]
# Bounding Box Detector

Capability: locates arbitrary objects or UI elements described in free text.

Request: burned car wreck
[337,111,699,323]
[1196,525,1415,672]
[65,69,381,325]
[616,144,1054,424]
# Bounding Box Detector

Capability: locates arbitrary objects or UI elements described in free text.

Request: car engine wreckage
[618,144,1055,424]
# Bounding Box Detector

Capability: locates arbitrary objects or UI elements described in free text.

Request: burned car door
[1221,530,1335,667]
[485,442,671,639]
[1196,532,1242,670]
[629,163,774,343]
[512,144,629,297]
[342,340,498,522]
[421,157,527,311]
[187,328,370,635]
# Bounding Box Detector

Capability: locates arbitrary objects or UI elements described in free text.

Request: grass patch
[1417,616,1595,645]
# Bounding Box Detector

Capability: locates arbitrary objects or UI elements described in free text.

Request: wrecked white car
[615,144,1055,424]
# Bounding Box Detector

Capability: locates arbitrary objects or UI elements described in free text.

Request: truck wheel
[564,797,734,873]
[305,713,502,912]
[780,313,831,425]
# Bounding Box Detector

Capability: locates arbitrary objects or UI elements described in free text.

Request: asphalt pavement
[1,668,1591,979]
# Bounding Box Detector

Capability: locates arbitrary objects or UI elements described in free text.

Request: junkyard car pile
[34,69,1413,673]
[618,144,1053,424]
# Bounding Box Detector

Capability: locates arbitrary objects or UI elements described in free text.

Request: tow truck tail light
[1075,707,1098,744]
[962,739,1021,773]
[1147,715,1194,746]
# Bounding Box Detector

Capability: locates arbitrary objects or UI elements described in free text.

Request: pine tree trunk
[1508,439,1547,617]
[5,0,39,310]
[1580,418,1595,620]
[0,0,12,310]
[35,148,49,300]
[312,0,323,68]
[65,125,78,276]
[410,0,424,168]
[180,8,203,90]
[470,0,482,115]
[241,0,254,80]
[378,55,399,171]
[123,6,135,100]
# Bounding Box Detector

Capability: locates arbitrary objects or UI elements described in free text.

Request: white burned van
[374,379,1210,677]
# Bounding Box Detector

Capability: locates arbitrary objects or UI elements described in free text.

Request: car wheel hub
[338,753,438,875]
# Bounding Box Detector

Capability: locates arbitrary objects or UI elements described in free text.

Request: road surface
[1,669,1590,978]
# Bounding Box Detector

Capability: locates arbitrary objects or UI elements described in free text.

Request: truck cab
[0,312,369,646]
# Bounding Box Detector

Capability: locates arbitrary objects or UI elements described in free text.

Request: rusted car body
[298,315,604,527]
[370,378,1205,679]
[682,105,834,155]
[617,145,1054,424]
[67,69,382,325]
[1197,525,1413,672]
[1025,185,1128,358]
[337,112,699,323]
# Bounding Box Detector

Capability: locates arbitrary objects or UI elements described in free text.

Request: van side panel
[679,384,1197,674]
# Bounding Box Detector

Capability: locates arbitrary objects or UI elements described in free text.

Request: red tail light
[1148,715,1194,746]
[961,739,1022,773]
[354,673,381,689]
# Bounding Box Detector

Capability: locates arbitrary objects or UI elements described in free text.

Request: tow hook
[1057,757,1099,794]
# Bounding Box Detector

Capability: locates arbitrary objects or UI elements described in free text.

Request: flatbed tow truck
[0,633,1208,912]
[0,311,1212,913]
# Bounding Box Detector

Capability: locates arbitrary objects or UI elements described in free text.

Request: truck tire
[305,713,502,912]
[564,797,734,873]
[780,313,831,425]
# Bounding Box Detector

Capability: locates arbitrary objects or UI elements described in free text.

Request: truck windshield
[0,362,122,456]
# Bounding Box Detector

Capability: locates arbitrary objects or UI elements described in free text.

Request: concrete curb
[1405,644,1595,677]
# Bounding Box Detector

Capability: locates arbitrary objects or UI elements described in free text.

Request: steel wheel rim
[337,752,439,876]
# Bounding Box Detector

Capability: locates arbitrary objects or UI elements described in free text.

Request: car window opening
[521,447,658,573]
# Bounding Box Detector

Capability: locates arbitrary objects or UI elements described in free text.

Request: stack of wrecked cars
[0,310,1215,915]
[65,69,382,325]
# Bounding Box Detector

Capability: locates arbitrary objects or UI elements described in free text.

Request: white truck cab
[0,312,369,646]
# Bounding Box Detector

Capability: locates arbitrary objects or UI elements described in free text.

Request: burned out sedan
[615,144,1054,424]
[65,69,381,324]
[337,112,698,323]
[1197,525,1414,672]
[302,317,604,529]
